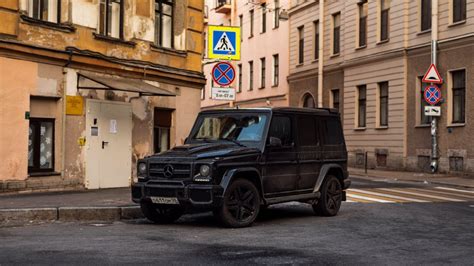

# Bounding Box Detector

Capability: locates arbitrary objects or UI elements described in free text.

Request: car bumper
[131,181,224,209]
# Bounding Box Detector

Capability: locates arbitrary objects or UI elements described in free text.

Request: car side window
[268,115,293,146]
[297,116,319,146]
[322,118,344,145]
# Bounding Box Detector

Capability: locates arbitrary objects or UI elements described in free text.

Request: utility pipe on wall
[430,0,439,173]
[317,0,324,108]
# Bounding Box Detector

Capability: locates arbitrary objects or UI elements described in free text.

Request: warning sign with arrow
[422,64,443,84]
[207,25,241,60]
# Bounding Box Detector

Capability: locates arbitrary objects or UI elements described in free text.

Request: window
[274,0,280,28]
[380,0,390,41]
[421,0,431,31]
[250,9,254,37]
[155,0,174,48]
[332,89,340,111]
[249,61,254,91]
[379,82,389,127]
[298,116,318,146]
[357,85,367,127]
[239,15,243,41]
[453,0,466,23]
[28,118,55,173]
[261,4,267,33]
[420,77,431,125]
[154,109,172,153]
[303,93,315,108]
[323,119,344,145]
[268,116,293,146]
[314,21,319,60]
[358,1,368,47]
[333,13,341,55]
[298,26,304,64]
[201,88,205,100]
[237,64,242,93]
[273,54,279,86]
[28,0,60,23]
[99,0,123,39]
[451,70,466,124]
[260,57,266,89]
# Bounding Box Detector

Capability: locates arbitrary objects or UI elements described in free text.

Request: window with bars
[261,4,267,33]
[453,0,466,23]
[358,1,368,47]
[298,26,304,64]
[314,21,319,60]
[421,0,431,31]
[28,0,61,23]
[273,54,279,86]
[28,118,55,173]
[237,64,242,93]
[380,0,390,41]
[452,70,466,124]
[379,82,389,127]
[250,10,254,37]
[260,57,266,89]
[155,0,174,48]
[333,13,341,55]
[99,0,123,39]
[358,85,367,127]
[332,89,340,112]
[249,61,254,91]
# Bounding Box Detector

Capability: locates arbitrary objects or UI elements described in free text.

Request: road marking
[378,188,465,202]
[345,193,395,203]
[349,189,429,203]
[413,188,474,200]
[435,187,474,195]
[346,196,372,203]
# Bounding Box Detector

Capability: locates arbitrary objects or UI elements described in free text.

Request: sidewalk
[349,167,474,188]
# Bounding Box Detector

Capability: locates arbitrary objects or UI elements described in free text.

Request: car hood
[154,142,260,159]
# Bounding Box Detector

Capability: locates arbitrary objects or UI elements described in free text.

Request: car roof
[199,107,339,116]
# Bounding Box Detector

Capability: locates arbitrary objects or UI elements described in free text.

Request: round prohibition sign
[212,62,236,87]
[423,85,442,106]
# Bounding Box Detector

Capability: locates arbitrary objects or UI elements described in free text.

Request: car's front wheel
[216,179,260,228]
[313,175,342,216]
[140,201,183,224]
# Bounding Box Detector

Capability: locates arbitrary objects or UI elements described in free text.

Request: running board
[265,192,321,205]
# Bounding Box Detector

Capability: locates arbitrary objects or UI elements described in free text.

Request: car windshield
[190,113,268,146]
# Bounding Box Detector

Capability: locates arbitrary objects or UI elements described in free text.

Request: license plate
[150,196,179,205]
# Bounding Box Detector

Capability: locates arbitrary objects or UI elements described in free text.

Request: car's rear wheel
[140,201,183,224]
[313,175,342,216]
[216,179,260,228]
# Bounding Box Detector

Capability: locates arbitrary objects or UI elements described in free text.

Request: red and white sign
[422,64,443,84]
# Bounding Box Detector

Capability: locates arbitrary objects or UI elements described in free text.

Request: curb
[0,205,143,227]
[350,173,474,189]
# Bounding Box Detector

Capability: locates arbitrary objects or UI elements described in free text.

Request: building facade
[0,0,205,192]
[201,0,290,109]
[288,0,474,173]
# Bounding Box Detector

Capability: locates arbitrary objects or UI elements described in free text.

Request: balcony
[215,0,232,14]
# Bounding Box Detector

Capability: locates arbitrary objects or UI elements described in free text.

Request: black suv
[132,107,350,227]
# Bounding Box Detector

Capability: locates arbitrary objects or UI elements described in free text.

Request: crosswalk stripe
[349,189,429,203]
[411,188,474,200]
[346,196,372,203]
[378,188,465,202]
[435,187,474,195]
[346,193,395,203]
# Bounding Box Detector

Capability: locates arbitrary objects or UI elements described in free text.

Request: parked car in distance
[132,107,350,227]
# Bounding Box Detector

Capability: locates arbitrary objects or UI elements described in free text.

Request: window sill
[375,126,389,130]
[417,29,431,36]
[273,26,280,30]
[28,171,61,177]
[376,38,390,45]
[355,45,367,50]
[296,63,304,67]
[93,33,136,47]
[20,15,76,33]
[448,20,466,27]
[447,123,465,128]
[150,44,187,57]
[248,35,254,39]
[271,84,279,88]
[330,53,340,58]
[415,124,431,128]
[354,127,366,131]
[258,86,265,90]
[311,59,319,64]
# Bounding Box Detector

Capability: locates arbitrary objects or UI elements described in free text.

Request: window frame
[420,0,431,32]
[298,26,304,64]
[260,57,266,89]
[98,0,125,39]
[272,54,279,87]
[261,3,267,34]
[155,0,175,48]
[331,89,340,112]
[449,69,466,125]
[237,63,242,93]
[28,118,56,173]
[249,60,254,91]
[274,0,280,29]
[249,9,255,37]
[332,12,341,55]
[314,20,319,60]
[452,0,467,24]
[378,81,389,127]
[28,0,61,24]
[357,1,368,48]
[379,0,390,42]
[357,85,367,128]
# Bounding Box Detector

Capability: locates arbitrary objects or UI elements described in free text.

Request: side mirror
[268,137,282,147]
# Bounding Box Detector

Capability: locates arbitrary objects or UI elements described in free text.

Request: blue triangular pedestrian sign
[214,32,235,53]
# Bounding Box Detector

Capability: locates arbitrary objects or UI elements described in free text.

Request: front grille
[145,187,178,197]
[149,162,192,179]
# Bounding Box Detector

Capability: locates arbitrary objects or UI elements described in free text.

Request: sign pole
[430,40,438,173]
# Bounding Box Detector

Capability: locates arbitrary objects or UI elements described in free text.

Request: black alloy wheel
[140,200,183,224]
[313,175,342,216]
[216,179,260,228]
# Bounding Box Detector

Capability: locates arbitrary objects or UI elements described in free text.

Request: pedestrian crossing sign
[208,25,241,60]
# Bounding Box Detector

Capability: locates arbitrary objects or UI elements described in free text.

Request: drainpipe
[317,0,324,108]
[430,0,439,173]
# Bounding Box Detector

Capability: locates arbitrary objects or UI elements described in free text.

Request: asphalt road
[1,178,473,265]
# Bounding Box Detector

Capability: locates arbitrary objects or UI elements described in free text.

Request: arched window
[302,93,315,108]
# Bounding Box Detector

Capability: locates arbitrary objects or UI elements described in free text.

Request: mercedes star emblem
[163,164,174,178]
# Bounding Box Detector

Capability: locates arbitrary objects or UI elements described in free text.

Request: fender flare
[220,167,263,195]
[313,164,345,193]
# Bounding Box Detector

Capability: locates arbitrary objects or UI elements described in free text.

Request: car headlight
[199,165,211,177]
[138,162,147,175]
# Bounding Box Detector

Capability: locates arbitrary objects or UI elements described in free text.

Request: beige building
[288,0,474,173]
[0,0,205,192]
[201,0,290,109]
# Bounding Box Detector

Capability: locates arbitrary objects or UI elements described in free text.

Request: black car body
[132,107,350,227]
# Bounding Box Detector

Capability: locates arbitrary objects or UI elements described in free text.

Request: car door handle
[102,141,109,149]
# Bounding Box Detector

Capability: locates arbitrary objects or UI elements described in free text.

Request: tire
[313,175,342,216]
[140,201,183,224]
[215,179,261,228]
